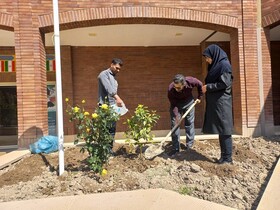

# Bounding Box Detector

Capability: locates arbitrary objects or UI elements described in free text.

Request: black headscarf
[203,44,232,83]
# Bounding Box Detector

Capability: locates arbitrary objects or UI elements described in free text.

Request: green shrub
[124,104,160,157]
[65,98,119,173]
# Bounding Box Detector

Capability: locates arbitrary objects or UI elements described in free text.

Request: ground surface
[0,136,280,210]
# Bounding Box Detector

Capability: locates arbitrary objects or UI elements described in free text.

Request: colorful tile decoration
[0,55,15,72]
[0,54,56,73]
[46,54,56,72]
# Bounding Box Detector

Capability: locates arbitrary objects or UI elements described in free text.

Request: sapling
[124,104,160,158]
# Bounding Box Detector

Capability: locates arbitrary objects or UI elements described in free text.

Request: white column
[53,0,64,175]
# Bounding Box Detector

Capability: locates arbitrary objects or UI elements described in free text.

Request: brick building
[0,0,279,148]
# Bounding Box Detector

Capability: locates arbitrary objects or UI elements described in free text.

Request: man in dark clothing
[202,44,234,164]
[168,74,203,156]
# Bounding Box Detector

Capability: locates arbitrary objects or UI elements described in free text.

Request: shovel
[144,99,199,159]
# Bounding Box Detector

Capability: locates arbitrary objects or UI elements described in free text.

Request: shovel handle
[160,99,199,146]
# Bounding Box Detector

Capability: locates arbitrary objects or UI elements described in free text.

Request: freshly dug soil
[0,136,280,210]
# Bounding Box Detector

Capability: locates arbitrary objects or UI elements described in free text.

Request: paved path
[0,149,29,169]
[0,188,237,210]
[257,157,280,210]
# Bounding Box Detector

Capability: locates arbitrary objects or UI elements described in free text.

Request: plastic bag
[111,103,128,116]
[29,135,58,154]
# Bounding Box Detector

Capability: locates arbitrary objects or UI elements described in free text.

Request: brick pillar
[230,29,243,135]
[14,3,48,148]
[241,0,262,136]
[261,28,274,135]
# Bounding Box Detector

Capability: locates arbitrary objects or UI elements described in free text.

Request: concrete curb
[0,149,30,170]
[256,157,280,210]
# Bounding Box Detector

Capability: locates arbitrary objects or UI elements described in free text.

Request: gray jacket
[98,69,118,105]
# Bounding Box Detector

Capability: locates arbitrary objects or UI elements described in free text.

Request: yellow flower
[82,100,86,104]
[65,98,69,102]
[92,113,98,119]
[86,128,90,133]
[101,169,108,176]
[84,111,89,116]
[101,104,108,110]
[73,106,80,113]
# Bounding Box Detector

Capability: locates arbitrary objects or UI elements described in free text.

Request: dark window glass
[0,86,17,136]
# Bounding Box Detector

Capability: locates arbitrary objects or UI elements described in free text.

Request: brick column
[230,29,243,135]
[14,2,48,148]
[261,28,274,135]
[241,0,262,136]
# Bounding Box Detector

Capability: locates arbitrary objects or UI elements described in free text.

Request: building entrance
[0,86,17,146]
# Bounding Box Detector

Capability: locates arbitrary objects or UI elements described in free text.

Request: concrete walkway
[257,157,280,210]
[0,188,237,210]
[0,149,29,170]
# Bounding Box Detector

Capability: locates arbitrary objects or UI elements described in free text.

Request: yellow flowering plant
[124,104,160,158]
[65,98,119,173]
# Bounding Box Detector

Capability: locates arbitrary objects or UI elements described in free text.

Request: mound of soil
[0,136,280,210]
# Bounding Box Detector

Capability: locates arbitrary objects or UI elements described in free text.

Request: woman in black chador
[202,44,233,164]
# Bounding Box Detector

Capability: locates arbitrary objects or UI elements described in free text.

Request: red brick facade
[262,0,280,27]
[0,0,279,147]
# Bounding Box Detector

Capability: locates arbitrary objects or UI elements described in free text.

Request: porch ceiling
[0,24,279,47]
[44,24,230,47]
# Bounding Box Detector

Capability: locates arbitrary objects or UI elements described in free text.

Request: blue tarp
[29,135,58,154]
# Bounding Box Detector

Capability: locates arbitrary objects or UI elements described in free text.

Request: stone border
[256,157,280,210]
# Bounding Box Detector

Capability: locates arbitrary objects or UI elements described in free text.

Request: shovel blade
[144,144,164,159]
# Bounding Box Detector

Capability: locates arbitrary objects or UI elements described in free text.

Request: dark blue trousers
[109,121,117,148]
[219,134,232,161]
[170,100,195,151]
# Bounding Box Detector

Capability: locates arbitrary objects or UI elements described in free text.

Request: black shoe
[219,159,233,165]
[216,157,224,164]
[186,145,193,150]
[181,144,192,151]
[168,149,179,156]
